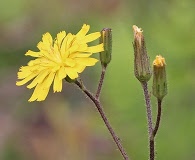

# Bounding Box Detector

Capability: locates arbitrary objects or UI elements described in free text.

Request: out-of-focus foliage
[0,0,195,159]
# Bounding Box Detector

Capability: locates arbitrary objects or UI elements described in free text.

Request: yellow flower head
[16,24,104,102]
[153,55,166,67]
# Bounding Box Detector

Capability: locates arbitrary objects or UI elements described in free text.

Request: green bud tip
[99,28,112,67]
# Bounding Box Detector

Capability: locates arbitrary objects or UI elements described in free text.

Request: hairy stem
[141,82,154,160]
[153,99,162,137]
[96,65,107,99]
[75,79,130,160]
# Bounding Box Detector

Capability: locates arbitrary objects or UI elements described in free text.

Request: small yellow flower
[16,24,104,102]
[153,55,166,67]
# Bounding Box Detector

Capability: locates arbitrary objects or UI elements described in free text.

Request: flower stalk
[153,99,162,137]
[96,66,106,99]
[152,55,167,138]
[141,82,154,160]
[75,27,130,159]
[75,79,130,160]
[132,25,154,160]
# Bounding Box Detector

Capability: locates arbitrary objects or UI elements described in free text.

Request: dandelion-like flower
[16,24,104,102]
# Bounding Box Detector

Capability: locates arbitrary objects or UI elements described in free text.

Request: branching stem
[141,82,154,160]
[96,65,107,99]
[75,79,130,160]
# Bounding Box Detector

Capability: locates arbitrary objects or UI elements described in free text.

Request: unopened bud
[133,25,152,82]
[152,55,167,100]
[99,28,112,67]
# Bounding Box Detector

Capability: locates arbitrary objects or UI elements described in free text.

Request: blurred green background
[0,0,195,159]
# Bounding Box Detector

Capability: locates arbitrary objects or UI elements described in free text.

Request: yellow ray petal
[66,43,79,54]
[37,87,50,101]
[82,32,101,43]
[85,44,104,53]
[16,73,39,86]
[51,65,60,72]
[73,64,86,73]
[28,83,49,102]
[27,70,49,89]
[53,45,62,62]
[37,41,45,51]
[53,31,66,55]
[25,50,42,57]
[18,65,44,78]
[42,50,54,60]
[60,33,71,53]
[65,58,76,67]
[57,31,66,46]
[28,59,42,66]
[60,33,75,56]
[77,43,88,52]
[44,72,55,88]
[58,67,67,80]
[42,32,53,46]
[28,84,41,102]
[75,57,98,66]
[17,66,33,79]
[76,24,90,38]
[53,71,63,92]
[37,42,54,61]
[69,52,92,58]
[65,67,78,79]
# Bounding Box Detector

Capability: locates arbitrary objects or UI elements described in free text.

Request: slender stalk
[153,99,162,137]
[96,65,107,99]
[149,139,154,160]
[75,79,130,160]
[141,82,154,160]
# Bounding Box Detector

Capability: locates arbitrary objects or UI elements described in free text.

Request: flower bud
[133,25,152,82]
[99,28,112,67]
[152,55,167,100]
